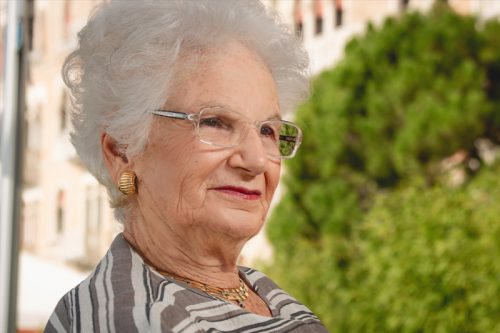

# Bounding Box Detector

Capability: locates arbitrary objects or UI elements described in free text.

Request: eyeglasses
[151,106,302,159]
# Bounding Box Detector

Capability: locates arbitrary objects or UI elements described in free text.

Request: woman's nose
[228,128,268,175]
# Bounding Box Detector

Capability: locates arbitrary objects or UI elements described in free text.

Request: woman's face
[133,43,281,245]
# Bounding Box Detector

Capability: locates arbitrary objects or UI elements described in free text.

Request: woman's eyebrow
[200,102,282,120]
[199,101,228,109]
[266,113,282,121]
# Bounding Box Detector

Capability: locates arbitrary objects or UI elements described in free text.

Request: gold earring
[118,170,137,195]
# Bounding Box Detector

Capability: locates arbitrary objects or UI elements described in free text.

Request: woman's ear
[101,132,132,183]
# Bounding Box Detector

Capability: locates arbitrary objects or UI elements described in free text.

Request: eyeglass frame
[151,107,303,159]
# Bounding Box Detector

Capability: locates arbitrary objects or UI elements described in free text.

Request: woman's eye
[200,117,224,128]
[261,125,277,138]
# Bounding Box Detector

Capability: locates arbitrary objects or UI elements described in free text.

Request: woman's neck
[122,217,246,288]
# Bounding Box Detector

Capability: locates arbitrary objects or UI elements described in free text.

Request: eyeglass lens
[196,108,300,158]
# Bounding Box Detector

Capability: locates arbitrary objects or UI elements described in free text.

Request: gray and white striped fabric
[45,234,328,332]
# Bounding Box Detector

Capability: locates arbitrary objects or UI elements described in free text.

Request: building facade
[22,0,117,269]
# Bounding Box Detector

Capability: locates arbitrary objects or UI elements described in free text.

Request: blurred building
[263,0,500,74]
[20,0,500,268]
[21,0,117,270]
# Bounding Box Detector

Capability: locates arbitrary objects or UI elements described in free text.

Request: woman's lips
[211,186,262,200]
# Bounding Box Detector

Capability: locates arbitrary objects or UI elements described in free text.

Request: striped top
[45,234,328,332]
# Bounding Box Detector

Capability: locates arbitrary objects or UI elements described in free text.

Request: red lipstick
[212,186,262,200]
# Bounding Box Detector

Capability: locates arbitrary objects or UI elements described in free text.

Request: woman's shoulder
[45,234,158,332]
[238,266,328,331]
[238,265,288,296]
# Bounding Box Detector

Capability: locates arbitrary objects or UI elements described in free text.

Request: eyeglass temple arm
[151,110,190,120]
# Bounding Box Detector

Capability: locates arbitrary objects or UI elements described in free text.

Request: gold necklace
[122,235,249,307]
[155,268,249,308]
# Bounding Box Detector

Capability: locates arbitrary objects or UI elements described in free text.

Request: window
[334,0,343,28]
[314,0,323,36]
[294,0,303,38]
[400,0,410,13]
[56,190,65,234]
[60,90,71,132]
[26,0,34,51]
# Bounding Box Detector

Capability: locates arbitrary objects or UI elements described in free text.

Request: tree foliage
[349,166,500,332]
[265,4,500,332]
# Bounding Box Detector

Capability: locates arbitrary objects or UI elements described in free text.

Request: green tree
[265,3,500,332]
[350,165,500,332]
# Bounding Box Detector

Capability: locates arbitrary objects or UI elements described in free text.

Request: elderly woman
[45,1,327,332]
